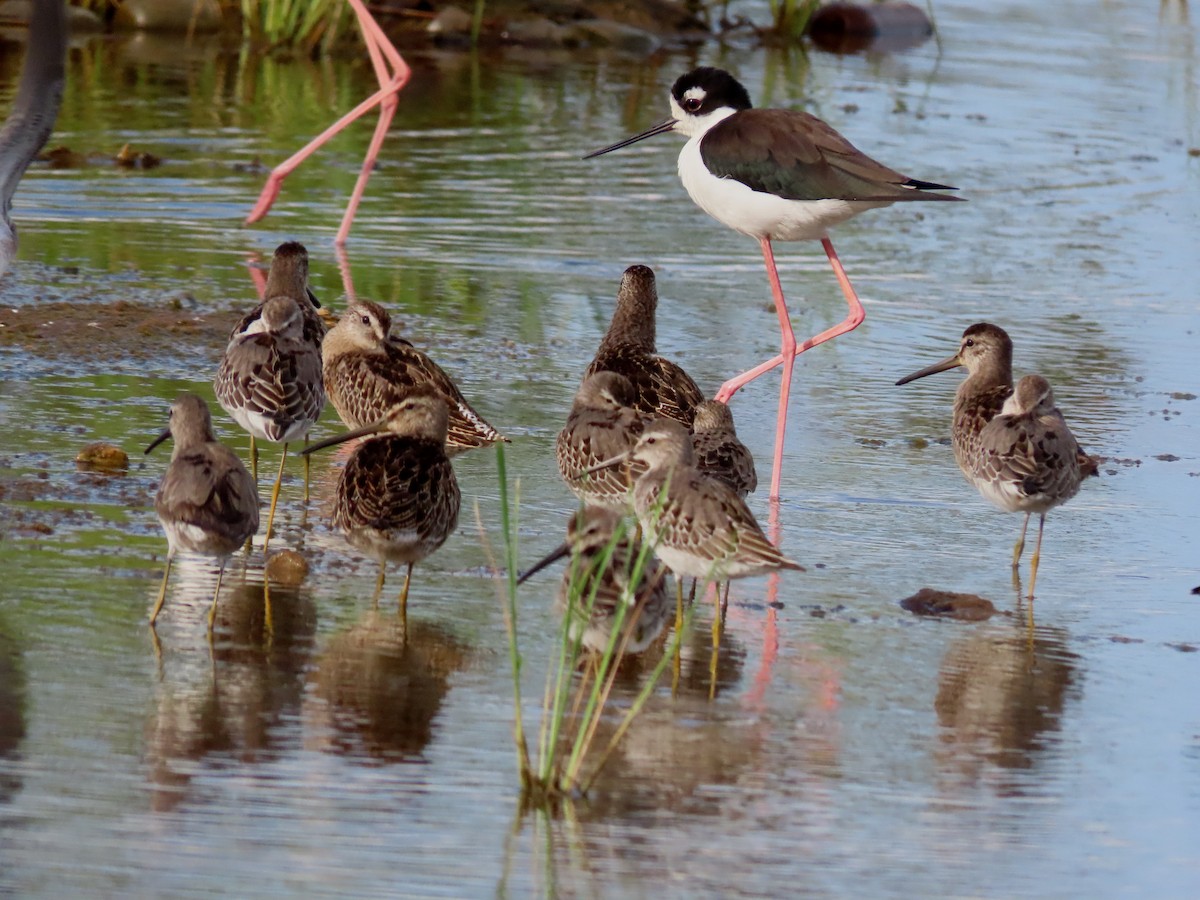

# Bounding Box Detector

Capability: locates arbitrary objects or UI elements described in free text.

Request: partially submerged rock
[75,442,129,473]
[900,587,997,621]
[266,549,310,586]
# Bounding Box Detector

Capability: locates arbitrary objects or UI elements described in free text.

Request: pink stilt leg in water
[245,0,411,245]
[714,236,867,501]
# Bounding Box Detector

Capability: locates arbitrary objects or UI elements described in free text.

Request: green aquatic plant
[767,0,822,41]
[490,445,687,806]
[237,0,350,52]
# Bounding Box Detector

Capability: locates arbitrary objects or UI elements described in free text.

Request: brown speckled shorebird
[518,506,673,656]
[300,389,460,617]
[584,265,705,427]
[145,393,260,629]
[215,289,325,553]
[691,399,757,497]
[581,418,803,643]
[897,323,1096,599]
[556,371,646,510]
[322,298,506,455]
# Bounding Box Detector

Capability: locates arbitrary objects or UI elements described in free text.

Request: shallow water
[1,1,1198,895]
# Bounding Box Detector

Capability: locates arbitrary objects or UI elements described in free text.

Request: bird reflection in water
[305,612,469,763]
[934,616,1078,792]
[145,580,317,813]
[0,619,26,808]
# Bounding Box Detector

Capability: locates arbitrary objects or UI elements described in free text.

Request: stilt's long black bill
[306,287,321,309]
[583,118,677,159]
[144,428,171,455]
[895,354,963,386]
[516,542,571,586]
[298,418,386,455]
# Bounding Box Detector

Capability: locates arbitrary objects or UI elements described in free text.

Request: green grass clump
[491,445,687,808]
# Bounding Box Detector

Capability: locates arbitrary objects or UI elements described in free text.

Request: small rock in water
[427,5,473,37]
[75,442,129,472]
[267,549,309,586]
[899,587,996,621]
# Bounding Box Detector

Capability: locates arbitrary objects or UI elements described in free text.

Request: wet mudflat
[1,1,1198,896]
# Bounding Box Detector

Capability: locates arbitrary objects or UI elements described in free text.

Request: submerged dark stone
[900,587,997,621]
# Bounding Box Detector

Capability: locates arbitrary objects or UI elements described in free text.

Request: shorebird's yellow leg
[207,562,227,631]
[263,444,288,554]
[372,565,386,608]
[710,584,722,651]
[398,562,413,618]
[303,436,311,502]
[1012,512,1032,570]
[150,555,173,624]
[244,436,260,554]
[1027,514,1047,602]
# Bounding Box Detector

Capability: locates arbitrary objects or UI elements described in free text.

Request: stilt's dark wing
[700,108,960,203]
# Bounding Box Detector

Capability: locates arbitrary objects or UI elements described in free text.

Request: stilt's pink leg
[795,238,866,354]
[335,244,358,305]
[245,0,411,244]
[714,236,867,498]
[713,238,795,499]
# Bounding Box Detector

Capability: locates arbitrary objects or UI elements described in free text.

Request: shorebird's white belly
[346,526,429,564]
[160,519,243,557]
[228,405,313,444]
[973,475,1063,515]
[677,139,891,242]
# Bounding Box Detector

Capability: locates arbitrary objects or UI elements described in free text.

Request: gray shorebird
[322,298,506,455]
[145,393,260,628]
[300,389,460,616]
[586,67,961,500]
[583,265,705,428]
[581,419,803,636]
[556,371,646,510]
[518,506,672,656]
[897,323,1096,598]
[691,399,757,497]
[215,290,324,552]
[0,0,66,277]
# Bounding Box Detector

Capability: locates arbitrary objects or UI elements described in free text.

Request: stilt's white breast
[677,137,891,242]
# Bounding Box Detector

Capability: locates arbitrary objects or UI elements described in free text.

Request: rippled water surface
[1,1,1198,896]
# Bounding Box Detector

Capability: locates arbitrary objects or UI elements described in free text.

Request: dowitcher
[518,506,672,656]
[556,371,646,510]
[322,298,506,454]
[586,67,961,499]
[299,389,460,615]
[0,0,66,277]
[582,418,803,637]
[691,399,757,497]
[583,265,705,428]
[145,393,260,628]
[897,323,1095,598]
[215,288,325,552]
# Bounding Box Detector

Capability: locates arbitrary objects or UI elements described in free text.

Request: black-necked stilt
[586,66,962,500]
